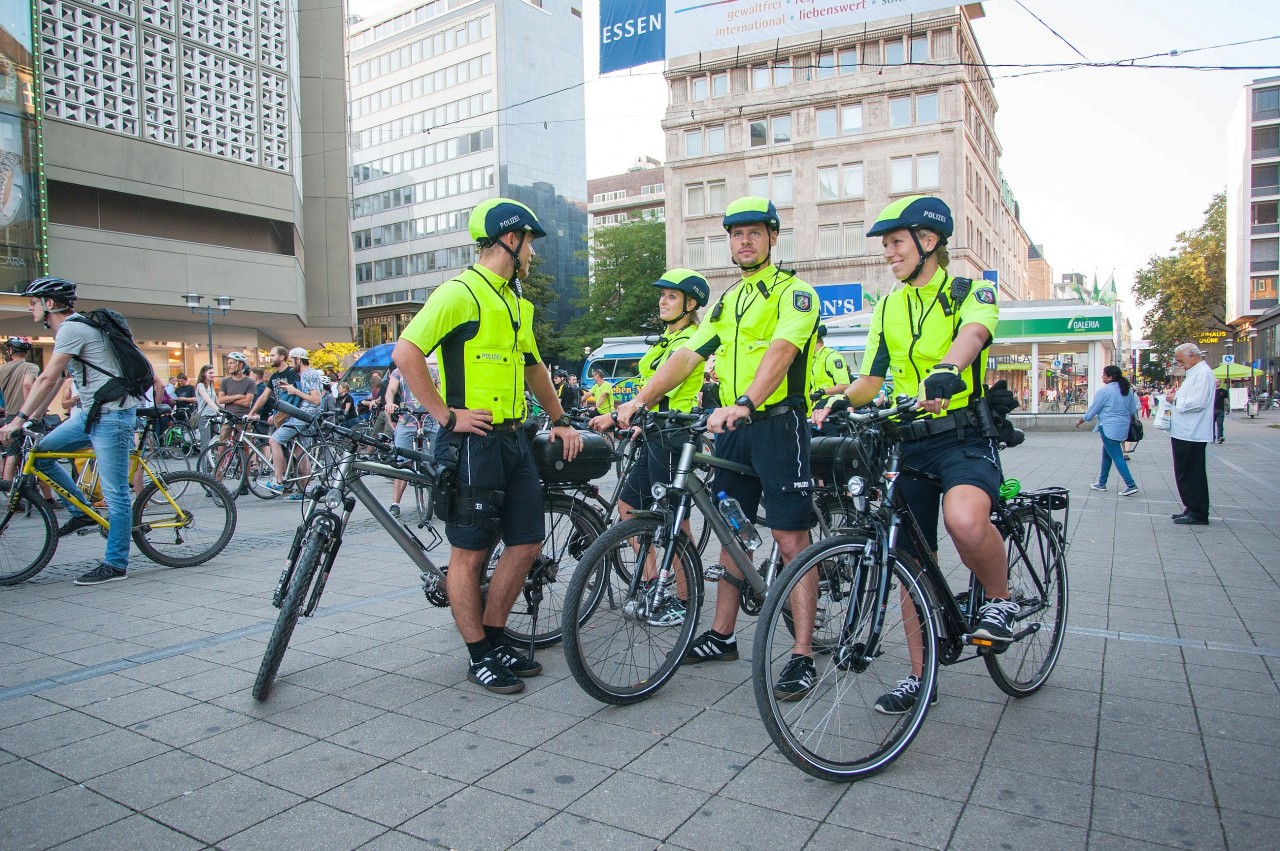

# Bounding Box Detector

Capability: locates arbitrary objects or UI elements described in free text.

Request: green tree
[562,219,667,355]
[1133,192,1227,366]
[518,253,567,361]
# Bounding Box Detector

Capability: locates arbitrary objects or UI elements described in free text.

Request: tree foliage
[1132,192,1227,366]
[562,219,667,356]
[309,342,360,374]
[518,253,566,361]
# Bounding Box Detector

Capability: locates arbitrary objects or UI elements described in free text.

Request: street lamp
[182,293,233,364]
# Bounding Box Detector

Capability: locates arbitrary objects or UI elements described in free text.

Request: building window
[772,115,792,144]
[773,172,793,205]
[708,180,727,212]
[1254,125,1280,159]
[750,119,767,147]
[1254,86,1280,121]
[773,60,792,87]
[706,125,725,154]
[1252,276,1278,308]
[686,237,706,268]
[776,229,795,263]
[817,222,866,259]
[1253,163,1279,197]
[918,154,940,189]
[890,96,911,128]
[817,167,839,201]
[917,91,938,123]
[843,221,865,256]
[751,65,770,90]
[708,235,729,266]
[685,129,703,157]
[691,76,709,101]
[749,174,768,197]
[910,34,929,63]
[1252,238,1279,273]
[686,184,705,217]
[640,182,664,195]
[838,47,857,74]
[817,52,835,79]
[1254,201,1279,235]
[884,39,904,66]
[818,163,864,200]
[842,104,862,134]
[844,163,864,197]
[818,224,840,259]
[712,72,729,97]
[890,157,913,193]
[817,108,837,138]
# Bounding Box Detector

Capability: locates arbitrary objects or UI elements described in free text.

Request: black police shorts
[617,437,682,509]
[897,431,1003,559]
[435,429,544,551]
[712,409,813,532]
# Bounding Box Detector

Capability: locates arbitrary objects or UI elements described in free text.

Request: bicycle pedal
[703,564,725,582]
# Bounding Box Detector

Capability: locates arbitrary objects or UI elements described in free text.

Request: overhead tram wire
[1013,0,1088,60]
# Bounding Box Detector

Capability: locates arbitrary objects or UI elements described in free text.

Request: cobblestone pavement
[1,419,1278,850]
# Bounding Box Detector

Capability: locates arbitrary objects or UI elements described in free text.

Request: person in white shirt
[1165,343,1215,525]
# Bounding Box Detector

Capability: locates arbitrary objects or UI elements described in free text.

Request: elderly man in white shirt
[1165,343,1215,525]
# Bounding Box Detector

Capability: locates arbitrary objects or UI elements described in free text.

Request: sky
[349,1,1280,330]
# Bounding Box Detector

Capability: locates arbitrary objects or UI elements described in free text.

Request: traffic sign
[1051,359,1062,369]
[1223,354,1235,364]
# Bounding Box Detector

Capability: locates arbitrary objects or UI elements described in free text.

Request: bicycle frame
[21,446,178,528]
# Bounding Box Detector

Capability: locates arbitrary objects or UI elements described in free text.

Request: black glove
[986,379,1019,417]
[810,390,826,402]
[922,365,965,401]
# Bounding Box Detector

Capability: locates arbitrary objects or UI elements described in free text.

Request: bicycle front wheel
[0,485,59,585]
[254,524,328,700]
[132,472,237,568]
[754,535,937,782]
[984,507,1068,697]
[206,443,248,499]
[561,516,702,705]
[493,494,604,650]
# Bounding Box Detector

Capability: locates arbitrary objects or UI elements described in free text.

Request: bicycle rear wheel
[984,507,1068,697]
[132,472,237,567]
[754,535,937,781]
[206,443,248,498]
[493,494,604,650]
[254,524,328,700]
[0,484,59,585]
[561,516,702,705]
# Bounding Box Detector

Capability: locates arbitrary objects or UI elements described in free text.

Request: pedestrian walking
[1213,382,1228,444]
[1166,344,1215,525]
[1077,364,1139,496]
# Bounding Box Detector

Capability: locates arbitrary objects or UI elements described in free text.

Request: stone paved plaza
[1,419,1278,850]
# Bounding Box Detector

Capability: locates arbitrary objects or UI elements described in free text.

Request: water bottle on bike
[717,491,761,552]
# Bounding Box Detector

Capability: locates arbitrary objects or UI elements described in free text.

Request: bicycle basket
[531,431,612,483]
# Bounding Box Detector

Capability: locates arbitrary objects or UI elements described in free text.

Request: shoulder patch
[833,358,844,369]
[793,291,813,312]
[974,287,996,305]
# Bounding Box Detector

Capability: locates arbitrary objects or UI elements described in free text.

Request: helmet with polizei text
[469,198,547,243]
[867,195,953,239]
[722,196,781,232]
[24,275,78,304]
[651,268,710,308]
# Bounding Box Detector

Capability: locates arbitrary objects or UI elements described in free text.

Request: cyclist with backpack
[0,276,146,585]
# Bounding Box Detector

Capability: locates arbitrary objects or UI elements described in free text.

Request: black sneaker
[971,598,1021,643]
[467,652,524,694]
[58,514,98,538]
[773,654,817,702]
[488,644,542,677]
[683,630,739,664]
[73,563,126,586]
[874,675,938,715]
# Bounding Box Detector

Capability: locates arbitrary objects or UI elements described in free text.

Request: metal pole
[206,307,214,364]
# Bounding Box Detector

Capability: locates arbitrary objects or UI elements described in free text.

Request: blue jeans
[37,407,137,569]
[1098,434,1135,489]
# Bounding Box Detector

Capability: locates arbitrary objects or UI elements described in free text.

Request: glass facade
[0,0,45,291]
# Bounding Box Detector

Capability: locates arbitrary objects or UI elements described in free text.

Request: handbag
[1126,414,1144,443]
[1153,397,1172,431]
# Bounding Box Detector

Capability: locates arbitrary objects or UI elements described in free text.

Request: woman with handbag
[1076,364,1140,496]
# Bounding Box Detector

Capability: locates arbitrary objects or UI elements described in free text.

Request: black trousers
[1171,437,1209,519]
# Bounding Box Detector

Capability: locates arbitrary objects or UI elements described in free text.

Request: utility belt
[429,428,515,532]
[749,404,796,422]
[900,398,999,443]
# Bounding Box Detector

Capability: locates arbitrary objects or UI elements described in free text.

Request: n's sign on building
[814,283,863,318]
[602,0,964,73]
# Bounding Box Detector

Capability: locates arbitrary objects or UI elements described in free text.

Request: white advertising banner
[665,0,963,59]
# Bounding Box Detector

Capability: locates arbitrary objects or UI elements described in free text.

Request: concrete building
[1027,243,1053,301]
[587,156,665,228]
[661,4,1030,310]
[1053,272,1086,301]
[1226,75,1279,326]
[1,0,353,378]
[347,0,587,348]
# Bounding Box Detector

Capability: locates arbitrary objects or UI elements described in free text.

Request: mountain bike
[199,410,341,501]
[752,398,1069,781]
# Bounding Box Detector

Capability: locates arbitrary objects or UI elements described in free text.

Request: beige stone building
[661,5,1030,308]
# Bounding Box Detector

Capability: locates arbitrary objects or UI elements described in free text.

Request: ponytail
[1104,364,1130,396]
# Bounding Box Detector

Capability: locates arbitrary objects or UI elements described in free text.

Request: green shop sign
[996,314,1114,338]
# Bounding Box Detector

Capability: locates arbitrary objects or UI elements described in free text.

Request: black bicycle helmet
[24,275,78,304]
[6,335,32,352]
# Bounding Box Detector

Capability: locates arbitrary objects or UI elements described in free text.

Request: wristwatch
[14,411,29,421]
[734,395,756,412]
[552,414,572,428]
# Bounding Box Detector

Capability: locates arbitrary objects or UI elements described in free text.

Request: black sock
[709,629,735,643]
[466,638,493,664]
[483,624,507,649]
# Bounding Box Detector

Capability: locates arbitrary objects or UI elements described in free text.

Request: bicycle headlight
[847,476,866,497]
[323,487,343,510]
[650,483,668,501]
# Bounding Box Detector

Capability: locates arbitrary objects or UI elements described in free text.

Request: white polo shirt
[1170,359,1214,443]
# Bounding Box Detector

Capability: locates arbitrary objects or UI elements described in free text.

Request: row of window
[351,14,491,86]
[1255,87,1279,122]
[687,224,870,266]
[355,243,476,284]
[591,208,664,226]
[351,91,494,151]
[682,155,937,218]
[352,206,471,251]
[589,183,665,204]
[351,54,491,120]
[351,164,495,218]
[350,0,457,50]
[351,128,493,186]
[684,33,936,101]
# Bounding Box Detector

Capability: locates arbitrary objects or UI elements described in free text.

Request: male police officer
[808,324,852,402]
[392,198,581,695]
[614,197,820,695]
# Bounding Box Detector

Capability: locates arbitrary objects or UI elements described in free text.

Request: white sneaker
[1120,485,1139,497]
[1089,483,1106,492]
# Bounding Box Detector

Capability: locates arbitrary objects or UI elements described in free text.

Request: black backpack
[68,308,155,427]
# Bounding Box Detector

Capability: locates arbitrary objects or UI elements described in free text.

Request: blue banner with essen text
[600,0,666,74]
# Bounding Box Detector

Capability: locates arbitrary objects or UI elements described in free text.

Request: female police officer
[814,195,1018,714]
[591,268,709,627]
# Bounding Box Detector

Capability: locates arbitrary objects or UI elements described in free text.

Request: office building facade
[1,0,353,376]
[662,6,1029,307]
[1226,75,1279,325]
[347,0,586,348]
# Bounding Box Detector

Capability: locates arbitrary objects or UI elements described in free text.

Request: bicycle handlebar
[271,399,316,424]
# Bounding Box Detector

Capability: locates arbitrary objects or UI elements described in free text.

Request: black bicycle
[753,398,1069,781]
